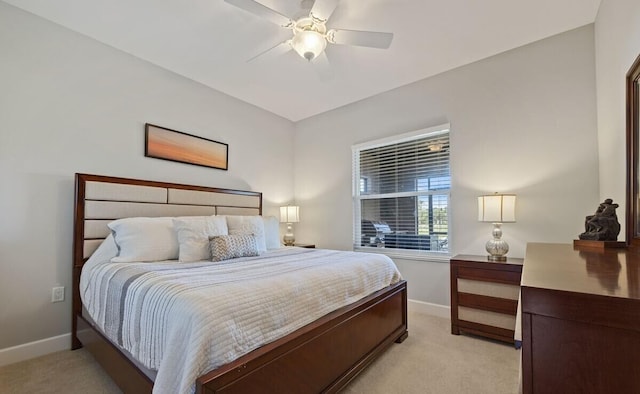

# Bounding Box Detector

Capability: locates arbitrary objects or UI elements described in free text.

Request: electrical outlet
[51,286,64,303]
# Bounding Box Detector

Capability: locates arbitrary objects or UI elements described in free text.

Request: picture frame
[145,123,228,171]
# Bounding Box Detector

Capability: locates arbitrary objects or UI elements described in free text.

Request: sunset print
[145,124,228,170]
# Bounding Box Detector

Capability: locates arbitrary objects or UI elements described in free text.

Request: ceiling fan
[224,0,394,65]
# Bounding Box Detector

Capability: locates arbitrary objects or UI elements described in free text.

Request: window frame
[352,123,451,260]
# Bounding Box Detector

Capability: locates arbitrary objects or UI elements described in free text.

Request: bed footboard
[196,280,408,394]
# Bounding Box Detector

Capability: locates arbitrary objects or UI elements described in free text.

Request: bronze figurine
[579,199,621,241]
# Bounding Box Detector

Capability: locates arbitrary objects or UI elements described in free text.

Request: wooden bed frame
[72,173,408,393]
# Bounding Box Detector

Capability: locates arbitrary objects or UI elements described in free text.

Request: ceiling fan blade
[310,0,339,23]
[224,0,293,27]
[328,29,393,49]
[312,52,333,81]
[247,40,292,62]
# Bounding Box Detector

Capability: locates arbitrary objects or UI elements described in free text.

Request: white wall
[2,0,621,357]
[0,3,295,351]
[294,25,599,305]
[594,0,640,239]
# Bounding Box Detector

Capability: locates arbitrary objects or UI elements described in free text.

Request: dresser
[450,254,523,345]
[521,243,640,394]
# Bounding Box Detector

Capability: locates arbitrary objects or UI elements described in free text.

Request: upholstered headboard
[73,173,262,264]
[71,173,263,343]
[73,174,261,262]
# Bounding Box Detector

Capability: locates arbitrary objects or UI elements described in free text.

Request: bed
[71,173,408,393]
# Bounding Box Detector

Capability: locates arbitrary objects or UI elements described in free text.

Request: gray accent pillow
[209,234,259,262]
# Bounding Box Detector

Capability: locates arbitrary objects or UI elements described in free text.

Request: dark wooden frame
[145,123,229,170]
[72,173,408,394]
[626,53,640,246]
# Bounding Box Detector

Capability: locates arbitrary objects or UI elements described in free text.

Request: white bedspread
[80,236,402,394]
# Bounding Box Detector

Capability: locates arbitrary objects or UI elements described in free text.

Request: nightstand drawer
[458,278,519,300]
[458,266,521,285]
[458,292,518,315]
[458,306,516,331]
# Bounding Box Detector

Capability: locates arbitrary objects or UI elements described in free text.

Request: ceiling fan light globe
[292,30,326,61]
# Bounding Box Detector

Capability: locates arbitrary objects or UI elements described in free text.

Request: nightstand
[450,254,523,345]
[293,243,315,248]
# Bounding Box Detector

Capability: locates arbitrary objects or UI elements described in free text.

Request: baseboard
[0,333,70,367]
[408,298,450,319]
[0,301,448,367]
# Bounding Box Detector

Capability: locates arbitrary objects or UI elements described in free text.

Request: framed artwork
[145,123,228,170]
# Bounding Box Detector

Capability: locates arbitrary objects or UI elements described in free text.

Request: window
[352,124,450,255]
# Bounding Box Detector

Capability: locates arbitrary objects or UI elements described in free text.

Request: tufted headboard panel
[73,173,262,262]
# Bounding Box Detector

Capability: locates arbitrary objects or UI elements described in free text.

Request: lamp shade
[280,206,300,223]
[478,194,516,223]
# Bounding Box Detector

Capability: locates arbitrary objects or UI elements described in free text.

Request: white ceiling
[4,0,601,121]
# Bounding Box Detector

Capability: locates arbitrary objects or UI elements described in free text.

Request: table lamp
[280,205,300,246]
[478,193,516,261]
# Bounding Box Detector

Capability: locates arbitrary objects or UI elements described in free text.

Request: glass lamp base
[486,223,509,261]
[283,223,295,246]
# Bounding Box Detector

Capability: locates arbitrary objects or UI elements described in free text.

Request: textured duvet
[80,237,402,394]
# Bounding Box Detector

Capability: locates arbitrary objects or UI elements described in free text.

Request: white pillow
[173,216,228,262]
[225,215,266,253]
[262,216,281,250]
[108,217,178,263]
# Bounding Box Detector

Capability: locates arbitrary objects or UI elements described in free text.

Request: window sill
[353,247,451,262]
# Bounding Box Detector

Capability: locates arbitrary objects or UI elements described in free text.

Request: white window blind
[352,125,450,255]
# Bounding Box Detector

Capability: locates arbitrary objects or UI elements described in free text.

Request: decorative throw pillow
[225,215,267,252]
[209,234,259,262]
[262,215,281,250]
[108,217,179,262]
[173,216,228,262]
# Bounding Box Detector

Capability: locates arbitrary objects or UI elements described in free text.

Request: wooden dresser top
[522,242,640,300]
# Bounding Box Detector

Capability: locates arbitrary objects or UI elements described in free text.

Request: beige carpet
[0,311,519,393]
